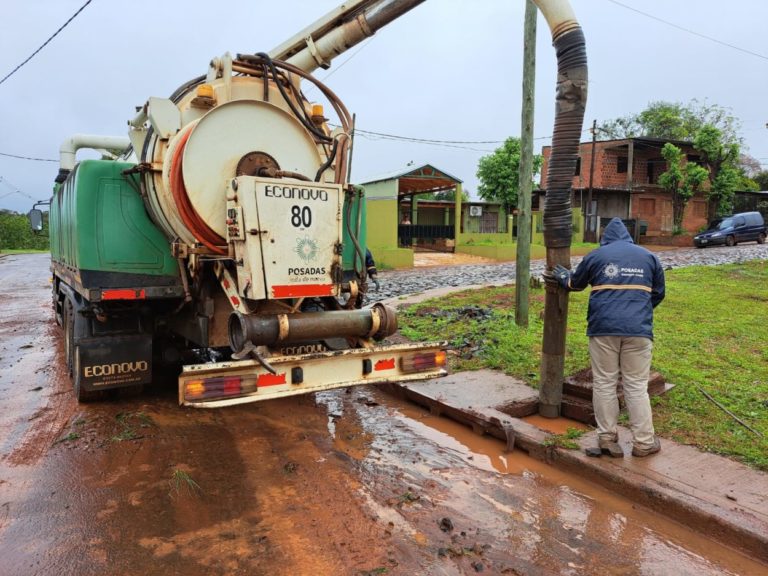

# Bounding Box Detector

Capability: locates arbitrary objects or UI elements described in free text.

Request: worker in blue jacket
[545,217,665,458]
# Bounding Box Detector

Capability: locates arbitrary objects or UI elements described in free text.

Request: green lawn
[0,249,49,254]
[399,261,768,469]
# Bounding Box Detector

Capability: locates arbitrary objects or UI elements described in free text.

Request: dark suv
[693,211,766,247]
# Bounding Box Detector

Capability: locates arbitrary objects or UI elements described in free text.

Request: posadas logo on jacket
[603,263,620,279]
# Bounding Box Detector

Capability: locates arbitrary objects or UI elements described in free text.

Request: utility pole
[515,0,536,327]
[586,119,597,243]
[346,113,356,183]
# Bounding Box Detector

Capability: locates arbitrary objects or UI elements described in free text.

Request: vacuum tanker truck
[35,0,587,409]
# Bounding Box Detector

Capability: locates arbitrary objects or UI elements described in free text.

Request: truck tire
[64,299,74,377]
[53,286,63,327]
[64,296,101,402]
[73,346,102,402]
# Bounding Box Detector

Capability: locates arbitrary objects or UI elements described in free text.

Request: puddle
[523,413,589,435]
[344,387,767,576]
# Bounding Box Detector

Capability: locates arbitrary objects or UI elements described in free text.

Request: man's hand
[370,275,380,291]
[543,264,570,289]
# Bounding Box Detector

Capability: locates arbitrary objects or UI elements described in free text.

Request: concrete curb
[387,378,768,564]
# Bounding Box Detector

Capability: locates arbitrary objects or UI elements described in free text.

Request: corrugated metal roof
[356,163,463,186]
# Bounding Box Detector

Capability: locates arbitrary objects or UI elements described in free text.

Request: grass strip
[399,261,768,469]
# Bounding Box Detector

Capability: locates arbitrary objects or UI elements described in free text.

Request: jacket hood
[600,217,634,245]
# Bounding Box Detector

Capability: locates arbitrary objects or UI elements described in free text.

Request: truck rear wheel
[64,297,101,402]
[73,346,102,403]
[64,299,74,377]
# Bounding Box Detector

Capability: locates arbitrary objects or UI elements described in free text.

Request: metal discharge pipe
[285,0,427,74]
[229,303,398,351]
[533,0,588,417]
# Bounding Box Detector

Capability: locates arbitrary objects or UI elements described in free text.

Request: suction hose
[228,303,398,352]
[533,0,588,418]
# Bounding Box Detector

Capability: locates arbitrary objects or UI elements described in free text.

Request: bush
[0,211,49,251]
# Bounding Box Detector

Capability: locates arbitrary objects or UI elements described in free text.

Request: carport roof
[357,164,462,197]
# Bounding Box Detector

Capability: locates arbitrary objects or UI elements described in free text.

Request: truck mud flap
[179,342,447,408]
[78,335,153,391]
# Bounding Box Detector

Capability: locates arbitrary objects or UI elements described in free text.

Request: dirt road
[1,253,765,575]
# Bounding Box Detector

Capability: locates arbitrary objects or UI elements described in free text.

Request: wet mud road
[1,253,766,575]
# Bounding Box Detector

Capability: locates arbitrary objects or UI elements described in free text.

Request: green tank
[50,159,180,288]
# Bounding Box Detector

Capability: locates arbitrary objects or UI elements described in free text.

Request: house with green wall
[359,163,585,269]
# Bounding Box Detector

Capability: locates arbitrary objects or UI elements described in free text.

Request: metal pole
[515,0,537,327]
[346,113,356,183]
[586,119,597,242]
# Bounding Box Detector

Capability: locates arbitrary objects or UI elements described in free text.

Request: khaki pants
[589,336,655,449]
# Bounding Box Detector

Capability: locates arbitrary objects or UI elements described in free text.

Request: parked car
[693,211,766,248]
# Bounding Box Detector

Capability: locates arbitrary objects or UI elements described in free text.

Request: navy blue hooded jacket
[564,218,665,339]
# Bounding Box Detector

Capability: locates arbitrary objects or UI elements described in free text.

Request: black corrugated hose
[543,27,587,248]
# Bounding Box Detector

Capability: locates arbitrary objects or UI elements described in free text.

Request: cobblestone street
[369,243,768,303]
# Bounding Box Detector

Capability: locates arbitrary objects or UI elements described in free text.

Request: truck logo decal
[264,185,329,201]
[294,236,318,263]
[84,361,149,378]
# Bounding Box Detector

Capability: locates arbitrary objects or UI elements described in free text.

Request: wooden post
[515,0,537,327]
[540,247,570,417]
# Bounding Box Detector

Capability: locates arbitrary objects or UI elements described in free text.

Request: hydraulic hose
[168,124,227,254]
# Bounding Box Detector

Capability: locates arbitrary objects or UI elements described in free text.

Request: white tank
[135,56,334,249]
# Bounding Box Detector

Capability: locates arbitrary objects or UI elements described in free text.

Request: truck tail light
[400,350,446,374]
[184,375,257,401]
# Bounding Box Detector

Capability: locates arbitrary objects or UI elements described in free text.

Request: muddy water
[1,253,767,575]
[339,389,766,575]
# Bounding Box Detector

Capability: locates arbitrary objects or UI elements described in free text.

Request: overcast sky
[1,0,766,214]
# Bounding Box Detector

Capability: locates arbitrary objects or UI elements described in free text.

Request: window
[617,156,628,174]
[639,198,656,215]
[480,211,500,233]
[692,201,707,217]
[574,157,581,176]
[647,158,664,184]
[687,154,702,165]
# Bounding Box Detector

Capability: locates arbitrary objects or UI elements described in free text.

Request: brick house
[538,137,711,243]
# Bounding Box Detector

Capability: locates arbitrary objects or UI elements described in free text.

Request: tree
[739,154,762,179]
[476,137,542,213]
[658,143,708,233]
[424,188,469,202]
[753,171,768,191]
[0,210,49,251]
[599,99,741,145]
[694,125,741,217]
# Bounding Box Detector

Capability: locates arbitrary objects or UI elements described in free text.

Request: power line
[312,38,375,89]
[0,0,95,87]
[0,176,34,200]
[605,0,768,62]
[0,151,57,162]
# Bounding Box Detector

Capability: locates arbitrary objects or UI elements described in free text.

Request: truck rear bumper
[179,342,447,408]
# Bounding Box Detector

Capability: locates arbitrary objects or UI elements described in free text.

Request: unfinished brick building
[538,137,710,244]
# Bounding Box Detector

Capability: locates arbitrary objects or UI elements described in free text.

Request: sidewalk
[388,371,768,564]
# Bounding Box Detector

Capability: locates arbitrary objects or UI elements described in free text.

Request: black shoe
[598,435,624,458]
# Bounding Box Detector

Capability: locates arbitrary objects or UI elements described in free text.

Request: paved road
[369,243,768,303]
